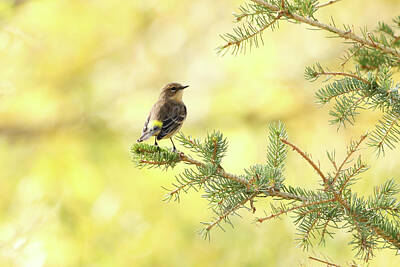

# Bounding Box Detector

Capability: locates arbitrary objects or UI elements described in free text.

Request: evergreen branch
[320,218,333,244]
[302,213,321,245]
[165,175,211,201]
[220,12,283,54]
[203,192,258,235]
[267,188,306,202]
[375,179,400,197]
[179,153,251,188]
[337,193,400,251]
[312,71,370,85]
[298,206,323,217]
[132,142,251,187]
[340,44,364,67]
[329,94,367,126]
[280,138,328,187]
[327,151,338,171]
[331,134,367,186]
[313,77,367,105]
[368,111,400,156]
[370,223,400,250]
[316,0,342,9]
[133,126,400,259]
[234,3,268,22]
[392,35,400,45]
[257,198,335,223]
[131,144,180,170]
[369,206,400,214]
[251,0,400,58]
[338,160,368,194]
[277,136,400,252]
[212,138,218,164]
[308,256,341,267]
[267,121,288,169]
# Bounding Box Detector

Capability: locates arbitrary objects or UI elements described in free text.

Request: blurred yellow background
[1,0,400,266]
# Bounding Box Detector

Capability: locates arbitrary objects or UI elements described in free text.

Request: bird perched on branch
[137,82,188,152]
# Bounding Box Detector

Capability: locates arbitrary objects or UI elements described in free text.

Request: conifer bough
[132,124,400,262]
[218,0,400,156]
[132,0,400,263]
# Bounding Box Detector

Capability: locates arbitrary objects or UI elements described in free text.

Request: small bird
[137,82,188,152]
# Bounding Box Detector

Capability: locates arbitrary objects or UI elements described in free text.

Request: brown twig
[309,256,341,267]
[320,218,332,242]
[267,189,306,202]
[376,113,400,151]
[316,0,342,9]
[314,71,370,84]
[167,175,211,198]
[256,198,334,223]
[319,87,362,103]
[278,138,400,250]
[304,213,321,240]
[392,35,400,45]
[335,95,368,124]
[212,138,218,164]
[137,147,306,202]
[367,32,377,48]
[179,153,252,187]
[327,153,338,172]
[206,193,258,232]
[280,138,328,187]
[222,12,283,50]
[341,44,364,67]
[338,163,367,193]
[251,0,400,58]
[332,134,367,186]
[139,160,170,165]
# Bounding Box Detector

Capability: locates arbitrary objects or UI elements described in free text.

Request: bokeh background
[1,0,400,266]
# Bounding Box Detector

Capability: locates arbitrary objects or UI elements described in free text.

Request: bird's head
[160,82,189,101]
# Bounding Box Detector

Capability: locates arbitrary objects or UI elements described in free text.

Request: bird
[137,82,188,152]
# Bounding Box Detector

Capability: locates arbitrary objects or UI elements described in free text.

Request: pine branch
[132,123,400,261]
[279,134,400,254]
[280,138,328,187]
[316,0,342,9]
[338,157,368,193]
[310,71,370,85]
[308,256,341,267]
[340,44,364,67]
[219,12,283,55]
[331,134,367,186]
[368,111,400,156]
[329,94,367,127]
[313,76,368,105]
[267,121,288,169]
[256,197,335,223]
[251,0,400,58]
[210,0,400,261]
[202,192,258,239]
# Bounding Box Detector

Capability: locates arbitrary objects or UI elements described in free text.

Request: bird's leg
[154,136,160,150]
[170,138,177,153]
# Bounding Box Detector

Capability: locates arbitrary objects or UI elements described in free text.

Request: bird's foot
[172,147,178,153]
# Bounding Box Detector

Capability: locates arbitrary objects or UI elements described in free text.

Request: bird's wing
[137,106,162,142]
[142,113,150,133]
[157,104,186,140]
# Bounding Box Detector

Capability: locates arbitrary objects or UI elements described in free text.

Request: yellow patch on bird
[152,120,163,128]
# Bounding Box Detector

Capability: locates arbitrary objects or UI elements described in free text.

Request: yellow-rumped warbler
[137,82,188,151]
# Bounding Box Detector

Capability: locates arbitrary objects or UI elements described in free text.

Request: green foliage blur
[1,0,400,266]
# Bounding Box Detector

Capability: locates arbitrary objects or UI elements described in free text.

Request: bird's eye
[171,87,177,92]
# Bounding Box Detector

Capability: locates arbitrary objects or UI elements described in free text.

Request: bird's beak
[179,85,189,90]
